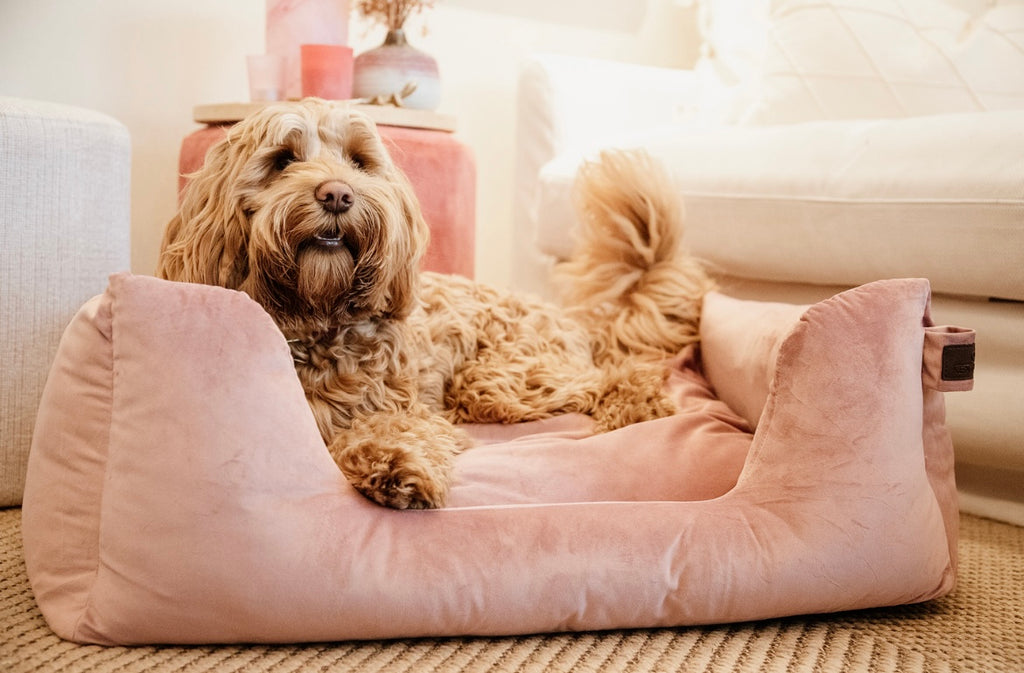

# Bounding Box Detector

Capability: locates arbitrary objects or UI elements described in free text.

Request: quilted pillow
[741,0,1024,125]
[22,273,968,645]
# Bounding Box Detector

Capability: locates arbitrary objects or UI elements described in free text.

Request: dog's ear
[383,169,431,317]
[157,137,250,289]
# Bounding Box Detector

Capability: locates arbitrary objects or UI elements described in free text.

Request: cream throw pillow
[740,0,1024,124]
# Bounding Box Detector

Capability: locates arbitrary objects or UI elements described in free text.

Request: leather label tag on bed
[941,343,975,382]
[923,325,975,392]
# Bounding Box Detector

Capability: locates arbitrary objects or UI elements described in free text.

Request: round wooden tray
[193,102,456,132]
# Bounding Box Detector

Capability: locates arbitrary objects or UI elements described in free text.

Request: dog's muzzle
[312,180,356,250]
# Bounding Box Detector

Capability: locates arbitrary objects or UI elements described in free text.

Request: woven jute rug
[1,507,1021,672]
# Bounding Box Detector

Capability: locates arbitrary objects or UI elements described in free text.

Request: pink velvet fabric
[179,123,476,278]
[21,274,965,645]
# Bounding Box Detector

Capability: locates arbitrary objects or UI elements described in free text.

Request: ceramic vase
[353,29,440,110]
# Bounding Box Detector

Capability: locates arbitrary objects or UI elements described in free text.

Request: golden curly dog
[158,98,712,509]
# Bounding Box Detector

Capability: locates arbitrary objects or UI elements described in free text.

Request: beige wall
[0,0,697,289]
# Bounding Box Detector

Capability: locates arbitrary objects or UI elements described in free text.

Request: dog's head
[158,98,429,325]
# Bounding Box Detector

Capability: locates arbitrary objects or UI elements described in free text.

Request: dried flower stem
[354,0,435,32]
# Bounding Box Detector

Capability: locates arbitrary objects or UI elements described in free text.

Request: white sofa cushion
[741,0,1024,125]
[535,109,1024,302]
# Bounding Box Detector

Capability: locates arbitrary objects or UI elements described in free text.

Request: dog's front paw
[329,415,465,509]
[340,445,451,510]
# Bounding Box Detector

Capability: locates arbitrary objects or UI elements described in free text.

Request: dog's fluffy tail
[557,149,714,365]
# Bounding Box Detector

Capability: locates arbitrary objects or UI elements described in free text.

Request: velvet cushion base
[21,274,966,645]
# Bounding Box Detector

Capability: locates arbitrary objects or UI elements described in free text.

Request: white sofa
[514,0,1024,525]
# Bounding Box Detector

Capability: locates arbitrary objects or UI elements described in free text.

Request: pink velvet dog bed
[22,273,973,645]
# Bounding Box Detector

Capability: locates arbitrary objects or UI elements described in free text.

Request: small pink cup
[301,44,354,100]
[246,54,286,102]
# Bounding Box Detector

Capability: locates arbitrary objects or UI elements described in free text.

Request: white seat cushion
[535,109,1024,301]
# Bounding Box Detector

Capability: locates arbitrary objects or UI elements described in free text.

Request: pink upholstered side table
[179,103,476,278]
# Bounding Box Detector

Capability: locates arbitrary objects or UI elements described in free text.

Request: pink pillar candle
[301,44,354,100]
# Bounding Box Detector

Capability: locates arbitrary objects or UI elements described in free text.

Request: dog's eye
[349,153,367,170]
[272,149,296,172]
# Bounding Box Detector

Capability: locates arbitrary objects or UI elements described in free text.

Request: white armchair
[0,98,131,506]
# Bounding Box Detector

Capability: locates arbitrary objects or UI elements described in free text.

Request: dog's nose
[315,180,355,214]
